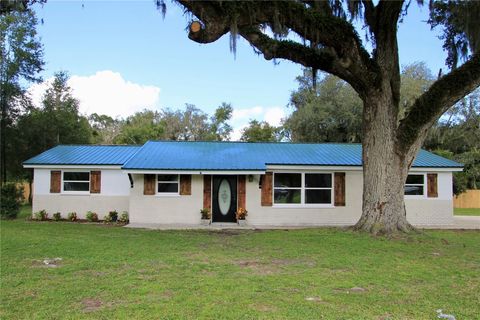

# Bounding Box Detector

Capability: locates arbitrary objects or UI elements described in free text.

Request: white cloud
[230,106,287,141]
[28,70,161,118]
[264,107,285,127]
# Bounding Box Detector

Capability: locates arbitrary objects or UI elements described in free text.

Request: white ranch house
[23,141,463,227]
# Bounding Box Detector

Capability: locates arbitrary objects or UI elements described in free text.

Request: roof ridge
[146,140,363,146]
[53,144,141,147]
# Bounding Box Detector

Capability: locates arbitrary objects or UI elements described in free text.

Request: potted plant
[200,208,211,226]
[118,211,129,224]
[86,211,99,222]
[108,210,118,222]
[235,208,248,226]
[67,212,77,222]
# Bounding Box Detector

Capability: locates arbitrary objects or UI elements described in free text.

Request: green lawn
[454,208,480,216]
[1,208,479,319]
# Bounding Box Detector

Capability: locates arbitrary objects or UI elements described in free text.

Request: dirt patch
[333,287,368,294]
[234,259,279,275]
[143,290,175,302]
[254,304,278,312]
[81,298,103,312]
[213,229,249,237]
[305,296,324,302]
[328,267,351,274]
[200,269,216,276]
[31,258,63,268]
[271,258,316,267]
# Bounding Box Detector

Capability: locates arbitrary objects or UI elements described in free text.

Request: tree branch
[177,0,376,93]
[238,26,369,94]
[397,53,480,151]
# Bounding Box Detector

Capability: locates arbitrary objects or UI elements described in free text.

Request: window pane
[305,174,332,188]
[406,174,424,184]
[158,183,178,193]
[404,185,424,195]
[63,172,89,181]
[274,189,301,204]
[157,175,178,182]
[274,173,301,188]
[64,182,89,191]
[306,189,332,204]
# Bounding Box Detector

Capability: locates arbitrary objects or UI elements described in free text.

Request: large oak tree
[174,0,480,234]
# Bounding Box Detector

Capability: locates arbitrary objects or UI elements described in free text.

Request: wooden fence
[454,190,480,209]
[16,182,31,203]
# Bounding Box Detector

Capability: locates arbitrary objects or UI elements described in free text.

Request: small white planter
[200,219,211,226]
[237,220,247,227]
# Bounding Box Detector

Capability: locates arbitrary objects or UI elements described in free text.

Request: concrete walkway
[126,216,480,231]
[125,222,255,230]
[450,216,480,229]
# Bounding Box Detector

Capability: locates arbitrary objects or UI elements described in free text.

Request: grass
[1,207,479,319]
[454,208,480,216]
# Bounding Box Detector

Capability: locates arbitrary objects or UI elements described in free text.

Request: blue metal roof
[121,141,463,170]
[23,145,141,166]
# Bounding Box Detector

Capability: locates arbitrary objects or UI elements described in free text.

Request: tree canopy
[1,8,43,184]
[240,119,281,142]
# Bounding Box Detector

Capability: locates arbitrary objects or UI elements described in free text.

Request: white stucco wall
[247,171,453,226]
[244,171,453,227]
[247,172,363,227]
[405,172,454,226]
[32,168,455,226]
[128,174,203,224]
[32,168,130,219]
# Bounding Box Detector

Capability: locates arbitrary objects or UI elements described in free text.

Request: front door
[212,175,237,223]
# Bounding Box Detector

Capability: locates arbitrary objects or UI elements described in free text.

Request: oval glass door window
[218,179,231,215]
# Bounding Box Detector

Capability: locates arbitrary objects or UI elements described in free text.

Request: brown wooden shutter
[203,175,212,210]
[261,172,273,206]
[180,175,192,195]
[427,173,438,198]
[334,172,346,206]
[238,175,246,209]
[90,171,101,193]
[50,170,61,193]
[144,174,156,195]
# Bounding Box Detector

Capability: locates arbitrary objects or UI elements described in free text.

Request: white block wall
[32,169,454,226]
[406,172,454,226]
[129,174,204,224]
[247,172,363,227]
[32,168,130,219]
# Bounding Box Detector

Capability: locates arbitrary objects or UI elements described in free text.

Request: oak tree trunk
[354,93,418,234]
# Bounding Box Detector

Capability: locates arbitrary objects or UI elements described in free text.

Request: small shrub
[118,211,129,223]
[34,210,48,221]
[0,182,24,219]
[52,212,61,221]
[86,211,98,222]
[108,210,118,222]
[103,214,113,223]
[200,208,211,219]
[235,207,248,220]
[67,212,77,222]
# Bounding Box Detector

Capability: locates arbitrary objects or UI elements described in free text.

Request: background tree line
[2,8,478,196]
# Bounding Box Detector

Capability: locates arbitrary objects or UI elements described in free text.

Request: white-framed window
[157,174,179,194]
[62,171,90,193]
[274,173,302,204]
[404,174,425,196]
[273,172,333,206]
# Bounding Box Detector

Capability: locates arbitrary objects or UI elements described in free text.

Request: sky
[29,1,449,140]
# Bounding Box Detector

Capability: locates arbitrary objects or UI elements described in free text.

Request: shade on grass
[1,209,479,319]
[454,208,480,216]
